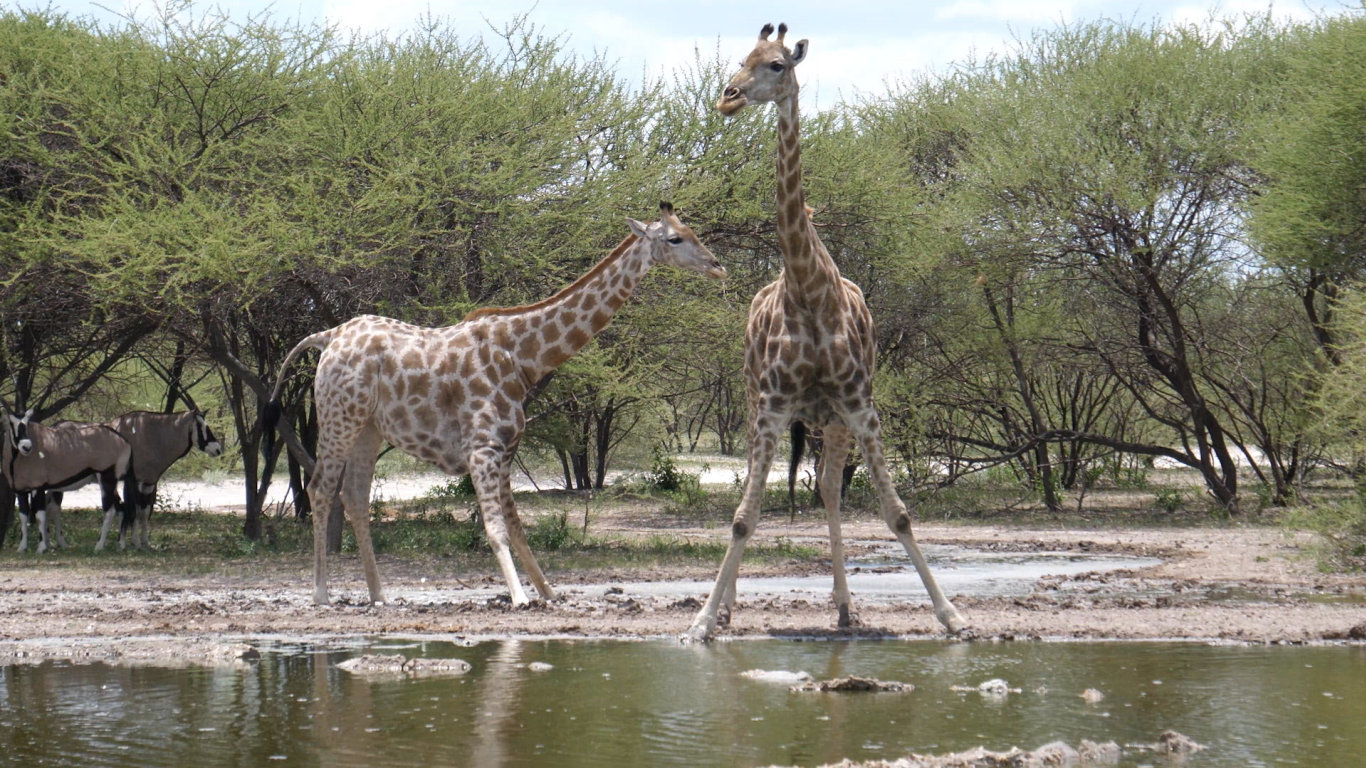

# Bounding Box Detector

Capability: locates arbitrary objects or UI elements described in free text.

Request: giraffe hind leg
[819,423,856,628]
[308,456,344,605]
[341,427,386,604]
[854,415,967,634]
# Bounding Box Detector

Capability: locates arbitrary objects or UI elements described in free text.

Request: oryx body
[3,411,132,552]
[107,411,223,548]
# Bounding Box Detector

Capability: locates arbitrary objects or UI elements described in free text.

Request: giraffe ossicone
[266,202,724,607]
[683,24,967,642]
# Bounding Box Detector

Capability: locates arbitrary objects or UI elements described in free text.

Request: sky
[10,0,1359,111]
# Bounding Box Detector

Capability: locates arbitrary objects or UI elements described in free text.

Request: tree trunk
[0,473,13,550]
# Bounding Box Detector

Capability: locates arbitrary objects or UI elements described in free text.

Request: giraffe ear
[791,39,808,64]
[627,218,649,237]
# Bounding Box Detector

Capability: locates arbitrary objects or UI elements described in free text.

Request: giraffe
[265,203,724,606]
[683,24,967,641]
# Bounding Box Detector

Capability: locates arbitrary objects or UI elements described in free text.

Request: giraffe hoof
[939,607,970,635]
[837,606,861,629]
[680,621,715,644]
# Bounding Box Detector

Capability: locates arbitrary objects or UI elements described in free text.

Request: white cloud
[935,0,1084,23]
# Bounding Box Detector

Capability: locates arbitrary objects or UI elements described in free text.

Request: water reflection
[2,639,1364,767]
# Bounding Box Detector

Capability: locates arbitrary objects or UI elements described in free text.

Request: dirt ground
[2,506,1365,666]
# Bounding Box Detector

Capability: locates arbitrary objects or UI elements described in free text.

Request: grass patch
[1285,499,1366,572]
[4,492,821,575]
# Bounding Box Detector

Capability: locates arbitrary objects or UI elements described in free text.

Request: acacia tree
[1249,14,1366,364]
[869,18,1308,513]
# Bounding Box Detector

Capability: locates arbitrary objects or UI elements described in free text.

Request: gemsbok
[107,410,224,548]
[2,408,132,552]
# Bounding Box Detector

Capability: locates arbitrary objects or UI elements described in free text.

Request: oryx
[2,408,133,552]
[106,410,223,548]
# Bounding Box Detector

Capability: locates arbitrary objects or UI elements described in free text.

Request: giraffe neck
[475,235,652,385]
[774,92,842,305]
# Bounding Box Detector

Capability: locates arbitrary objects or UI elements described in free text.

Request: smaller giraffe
[684,24,966,641]
[265,203,723,606]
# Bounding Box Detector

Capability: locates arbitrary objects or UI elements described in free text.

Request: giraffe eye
[667,235,684,245]
[769,62,785,73]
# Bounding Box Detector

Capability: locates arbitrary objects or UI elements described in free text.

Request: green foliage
[526,511,580,551]
[646,445,690,492]
[1249,14,1366,278]
[429,476,477,501]
[371,510,486,554]
[1154,488,1185,513]
[1286,500,1366,572]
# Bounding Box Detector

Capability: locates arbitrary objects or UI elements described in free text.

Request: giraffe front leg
[499,477,555,601]
[855,416,967,634]
[684,412,784,642]
[470,448,531,606]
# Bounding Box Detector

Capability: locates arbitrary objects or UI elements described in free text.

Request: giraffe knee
[732,520,749,539]
[894,513,911,533]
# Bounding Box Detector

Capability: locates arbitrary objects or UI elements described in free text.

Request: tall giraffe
[684,24,966,641]
[266,203,724,606]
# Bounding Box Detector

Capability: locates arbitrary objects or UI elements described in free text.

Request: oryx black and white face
[194,412,223,457]
[6,409,35,456]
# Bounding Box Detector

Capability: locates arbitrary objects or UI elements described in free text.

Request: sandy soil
[2,507,1364,666]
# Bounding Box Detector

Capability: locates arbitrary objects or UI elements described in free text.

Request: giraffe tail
[788,421,806,522]
[261,327,338,464]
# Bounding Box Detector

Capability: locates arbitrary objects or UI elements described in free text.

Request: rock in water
[336,654,471,677]
[791,676,913,693]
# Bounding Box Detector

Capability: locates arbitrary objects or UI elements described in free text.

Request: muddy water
[2,638,1363,767]
[600,546,1161,602]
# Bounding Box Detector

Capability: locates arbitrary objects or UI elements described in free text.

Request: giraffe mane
[462,234,641,321]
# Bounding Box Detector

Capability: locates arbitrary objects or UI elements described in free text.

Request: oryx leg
[130,482,155,549]
[35,502,49,554]
[851,408,966,634]
[46,492,68,550]
[16,491,33,553]
[96,470,124,551]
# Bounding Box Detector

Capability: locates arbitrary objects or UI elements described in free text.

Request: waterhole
[3,638,1362,767]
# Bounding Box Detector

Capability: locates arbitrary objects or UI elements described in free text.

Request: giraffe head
[627,201,725,279]
[717,22,808,116]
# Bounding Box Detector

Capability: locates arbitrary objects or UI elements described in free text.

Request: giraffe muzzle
[717,88,748,116]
